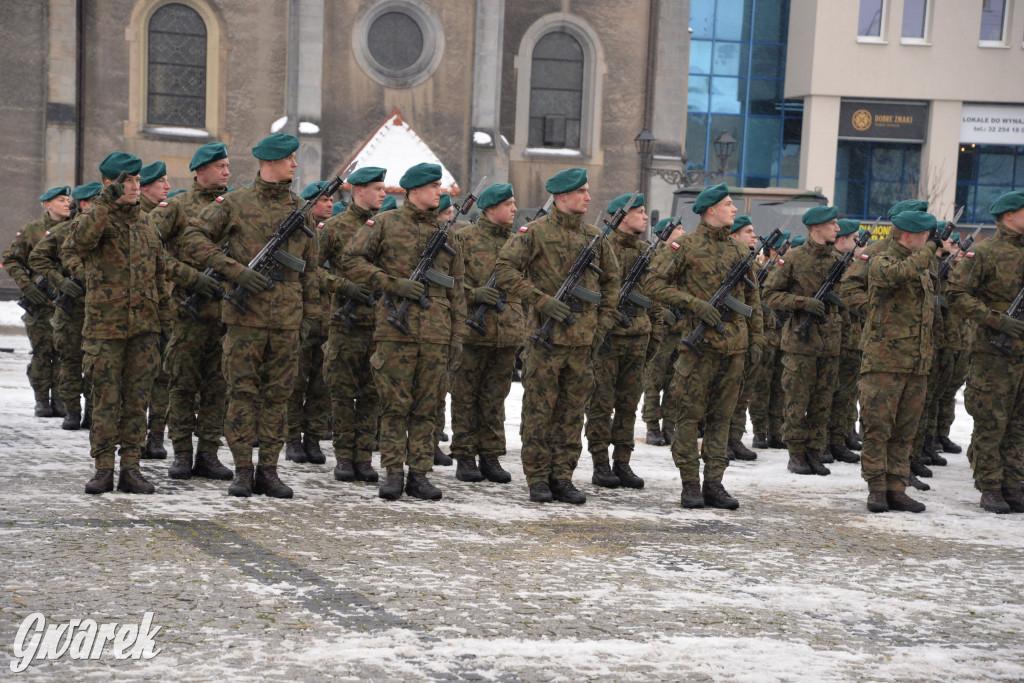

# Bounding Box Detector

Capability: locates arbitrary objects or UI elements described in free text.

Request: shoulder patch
[670,241,680,250]
[365,219,374,227]
[44,231,50,236]
[215,196,225,202]
[966,251,975,258]
[317,222,324,229]
[15,232,21,237]
[158,201,168,207]
[519,226,529,232]
[777,258,786,265]
[859,253,869,260]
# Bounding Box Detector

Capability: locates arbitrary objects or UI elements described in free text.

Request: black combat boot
[806,451,831,476]
[50,396,66,418]
[353,461,379,483]
[980,490,1010,514]
[866,491,888,513]
[646,426,667,446]
[768,434,787,449]
[925,437,947,466]
[612,460,645,489]
[34,399,53,418]
[228,466,254,497]
[936,435,962,454]
[84,468,114,495]
[702,481,739,509]
[910,457,933,478]
[591,462,620,488]
[752,433,769,449]
[455,457,484,482]
[438,431,449,442]
[405,472,442,500]
[728,438,757,461]
[1001,486,1024,513]
[909,474,930,491]
[80,407,92,430]
[479,455,512,483]
[434,445,453,466]
[143,431,167,459]
[549,478,586,505]
[680,480,704,508]
[886,490,925,513]
[818,447,835,464]
[117,468,155,494]
[845,432,863,451]
[787,452,812,475]
[303,435,326,464]
[168,450,193,479]
[662,427,676,444]
[62,410,81,431]
[254,465,293,498]
[334,458,356,482]
[285,440,307,463]
[829,443,860,463]
[379,470,405,500]
[529,481,553,503]
[193,452,232,480]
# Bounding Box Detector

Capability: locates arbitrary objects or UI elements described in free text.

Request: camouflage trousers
[586,335,649,461]
[222,325,299,467]
[858,371,927,492]
[147,339,169,434]
[964,352,1024,490]
[750,343,785,435]
[669,348,743,482]
[828,348,862,445]
[371,341,448,474]
[781,352,840,455]
[642,329,680,429]
[287,324,329,440]
[450,344,517,460]
[82,333,161,469]
[323,326,378,464]
[164,316,226,454]
[24,308,57,401]
[51,306,85,411]
[520,343,595,486]
[913,346,957,454]
[935,348,967,439]
[729,346,762,441]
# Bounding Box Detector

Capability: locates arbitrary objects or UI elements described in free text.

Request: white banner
[960,104,1024,145]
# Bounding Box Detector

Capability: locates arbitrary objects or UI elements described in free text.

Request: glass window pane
[690,39,712,75]
[1015,146,1024,184]
[710,77,744,114]
[868,182,902,217]
[690,1,715,40]
[686,114,708,171]
[978,148,1014,184]
[750,44,783,79]
[712,41,747,77]
[859,0,884,37]
[753,0,788,43]
[688,76,711,112]
[781,142,801,178]
[748,78,782,115]
[148,2,206,127]
[901,0,927,38]
[870,145,902,182]
[980,0,1006,40]
[708,115,744,175]
[744,117,781,176]
[714,0,749,42]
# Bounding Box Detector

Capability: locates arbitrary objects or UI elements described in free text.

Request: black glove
[539,297,571,322]
[100,172,127,203]
[235,267,270,294]
[392,278,424,300]
[996,314,1024,339]
[693,300,722,327]
[341,280,372,303]
[801,298,826,317]
[472,286,501,306]
[57,277,84,299]
[191,271,222,299]
[22,282,49,306]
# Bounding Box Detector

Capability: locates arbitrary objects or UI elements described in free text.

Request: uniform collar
[401,199,439,223]
[477,215,511,237]
[614,229,641,247]
[254,172,295,200]
[807,238,835,256]
[889,239,912,257]
[697,221,730,241]
[550,205,584,232]
[193,180,226,202]
[346,202,375,222]
[996,222,1024,246]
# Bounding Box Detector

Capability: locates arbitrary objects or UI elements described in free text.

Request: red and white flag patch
[519,226,529,232]
[859,253,870,260]
[966,251,975,258]
[365,219,374,226]
[215,196,225,202]
[670,241,680,250]
[777,258,785,265]
[158,201,168,207]
[45,231,50,236]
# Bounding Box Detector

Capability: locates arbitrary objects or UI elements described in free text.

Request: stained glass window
[148,3,207,127]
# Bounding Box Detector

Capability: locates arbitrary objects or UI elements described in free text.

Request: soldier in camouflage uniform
[751,230,790,450]
[342,162,467,501]
[858,210,940,513]
[933,233,970,455]
[763,205,843,477]
[184,134,320,498]
[450,183,523,484]
[585,192,653,489]
[647,183,764,510]
[947,189,1024,513]
[283,180,335,466]
[494,168,620,505]
[3,185,71,417]
[431,192,460,466]
[149,142,233,482]
[71,152,171,495]
[726,215,763,461]
[27,183,101,429]
[319,166,387,484]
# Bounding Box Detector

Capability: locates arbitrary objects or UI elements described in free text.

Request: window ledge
[142,125,212,139]
[856,36,887,44]
[900,38,931,46]
[524,147,587,159]
[978,40,1010,49]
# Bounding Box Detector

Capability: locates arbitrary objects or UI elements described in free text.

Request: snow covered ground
[0,300,1022,680]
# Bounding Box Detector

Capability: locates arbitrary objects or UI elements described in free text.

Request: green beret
[606,192,645,215]
[950,232,961,245]
[892,211,936,233]
[400,162,442,190]
[38,186,71,202]
[189,142,228,171]
[380,196,398,211]
[887,199,928,219]
[167,189,186,198]
[545,168,588,194]
[71,182,102,201]
[140,161,167,186]
[300,180,332,200]
[990,190,1024,217]
[478,183,514,210]
[99,152,142,179]
[251,133,299,161]
[438,193,453,212]
[332,201,348,216]
[730,214,752,234]
[692,182,730,214]
[802,205,839,226]
[837,218,861,237]
[779,230,792,244]
[653,216,678,234]
[346,166,386,186]
[791,235,806,248]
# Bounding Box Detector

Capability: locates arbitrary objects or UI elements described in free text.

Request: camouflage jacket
[608,230,656,339]
[763,238,843,357]
[341,200,468,344]
[933,261,961,350]
[68,194,171,340]
[860,239,936,375]
[493,205,619,348]
[139,195,159,214]
[148,181,228,321]
[3,213,63,296]
[28,220,84,316]
[319,202,378,329]
[947,223,1024,357]
[183,173,320,330]
[646,221,763,356]
[457,215,524,347]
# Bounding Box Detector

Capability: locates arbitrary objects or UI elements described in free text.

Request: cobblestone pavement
[1,328,1023,680]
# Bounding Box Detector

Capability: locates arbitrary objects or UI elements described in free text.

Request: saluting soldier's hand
[801,297,827,317]
[996,314,1024,339]
[341,280,372,303]
[57,277,84,299]
[693,300,722,327]
[539,297,571,322]
[101,172,127,203]
[392,278,424,300]
[191,271,222,299]
[22,282,49,306]
[472,286,501,306]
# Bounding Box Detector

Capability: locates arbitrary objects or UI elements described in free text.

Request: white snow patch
[144,126,211,138]
[298,121,320,135]
[271,116,288,133]
[344,109,459,192]
[525,147,585,157]
[473,131,492,146]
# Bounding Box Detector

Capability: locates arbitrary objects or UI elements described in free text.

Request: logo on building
[851,109,873,132]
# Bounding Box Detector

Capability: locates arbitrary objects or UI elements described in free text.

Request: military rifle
[467,195,553,337]
[756,231,789,287]
[385,176,488,335]
[793,228,872,342]
[16,275,55,317]
[181,243,231,321]
[681,228,783,358]
[332,288,380,330]
[991,279,1024,356]
[54,276,85,315]
[223,175,343,315]
[937,224,980,281]
[531,191,638,352]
